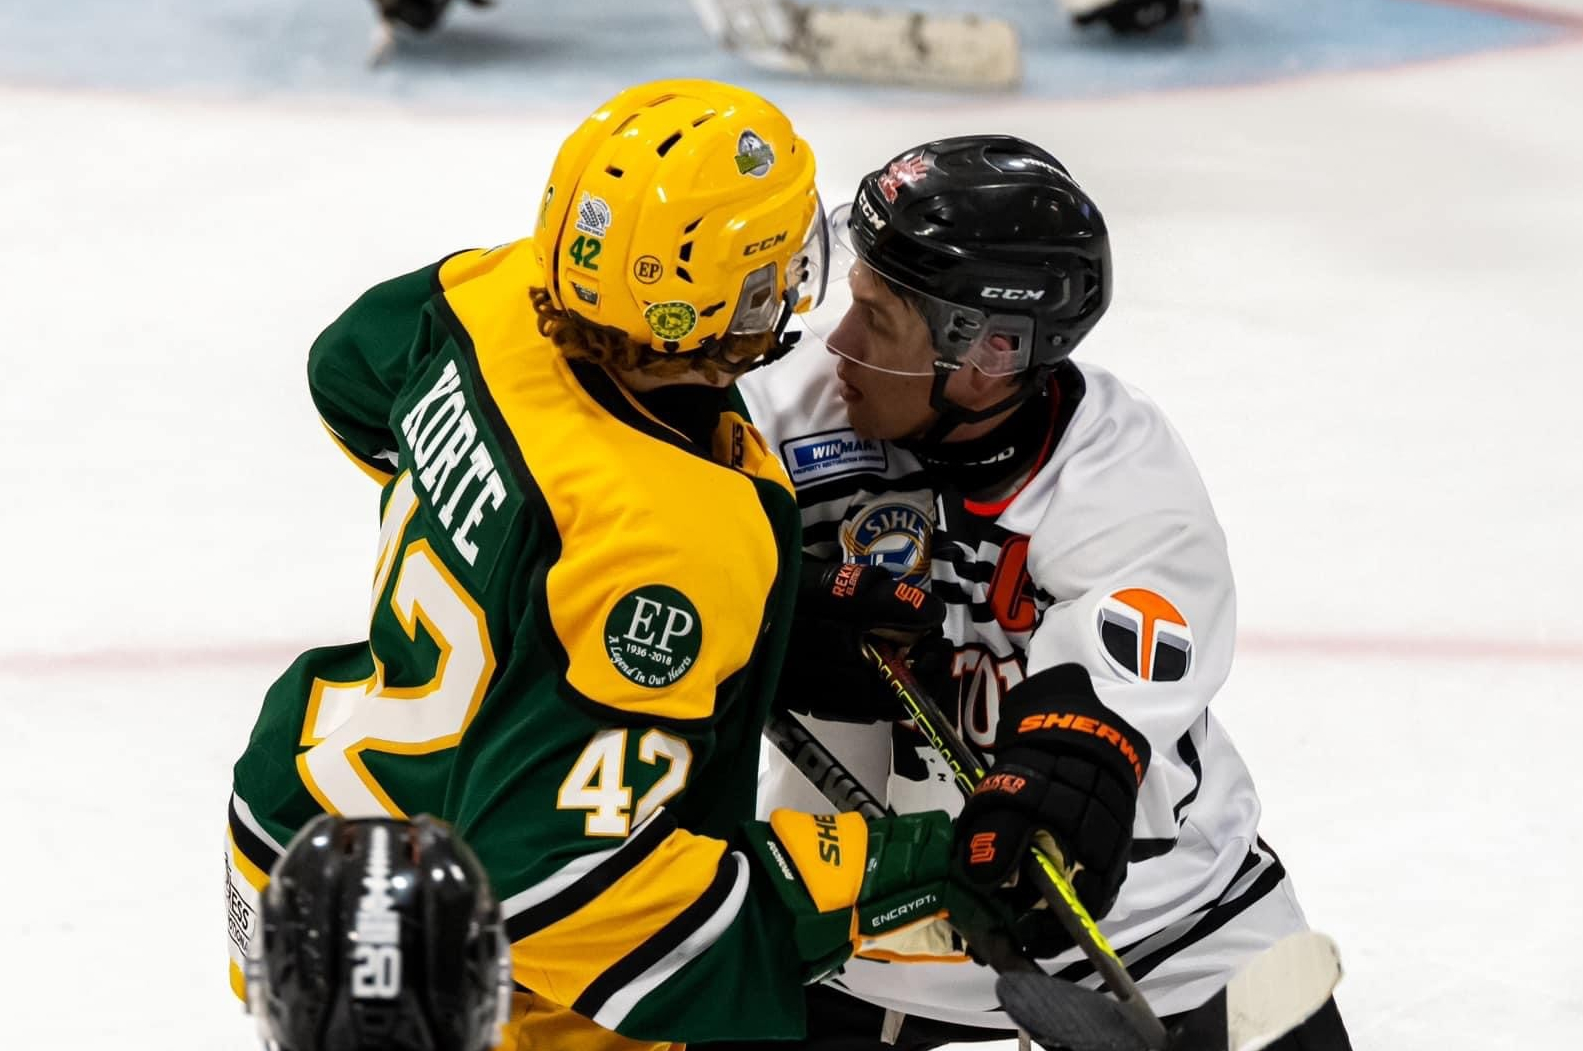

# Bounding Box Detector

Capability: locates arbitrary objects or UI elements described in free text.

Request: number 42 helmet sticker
[1095,588,1193,683]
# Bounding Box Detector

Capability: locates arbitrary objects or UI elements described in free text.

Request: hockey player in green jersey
[223,80,1020,1051]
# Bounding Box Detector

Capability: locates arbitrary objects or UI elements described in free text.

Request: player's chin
[847,404,910,442]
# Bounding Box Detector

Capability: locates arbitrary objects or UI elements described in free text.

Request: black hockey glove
[777,560,947,723]
[953,664,1151,929]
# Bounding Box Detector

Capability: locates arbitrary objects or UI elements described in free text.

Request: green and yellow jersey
[225,239,807,1044]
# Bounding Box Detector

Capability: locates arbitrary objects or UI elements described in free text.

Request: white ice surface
[3,31,1583,1051]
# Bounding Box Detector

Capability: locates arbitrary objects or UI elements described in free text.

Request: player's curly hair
[529,288,776,383]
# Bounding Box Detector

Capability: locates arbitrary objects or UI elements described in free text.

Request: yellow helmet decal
[533,79,820,356]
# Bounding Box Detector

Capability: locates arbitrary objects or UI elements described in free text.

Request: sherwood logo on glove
[813,813,843,865]
[1016,712,1146,786]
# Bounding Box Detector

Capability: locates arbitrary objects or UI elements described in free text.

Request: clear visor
[799,202,1033,378]
[727,194,830,335]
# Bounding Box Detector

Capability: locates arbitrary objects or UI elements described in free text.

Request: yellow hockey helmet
[533,79,826,360]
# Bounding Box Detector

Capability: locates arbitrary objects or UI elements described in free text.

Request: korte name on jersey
[399,359,506,566]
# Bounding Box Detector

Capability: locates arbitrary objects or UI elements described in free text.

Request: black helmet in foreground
[246,814,511,1051]
[848,134,1112,381]
[375,0,493,33]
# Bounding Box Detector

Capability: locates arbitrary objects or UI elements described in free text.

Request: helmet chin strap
[917,362,1043,445]
[743,287,805,373]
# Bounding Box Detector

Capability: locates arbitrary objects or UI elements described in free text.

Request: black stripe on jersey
[571,850,741,1019]
[932,542,996,584]
[931,579,975,606]
[935,494,1028,553]
[965,603,1002,626]
[802,519,844,548]
[227,796,280,876]
[503,812,677,944]
[1130,838,1176,862]
[1126,843,1287,982]
[1048,843,1284,984]
[1171,721,1205,825]
[792,470,935,512]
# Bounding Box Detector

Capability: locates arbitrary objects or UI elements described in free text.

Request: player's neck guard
[905,375,1058,497]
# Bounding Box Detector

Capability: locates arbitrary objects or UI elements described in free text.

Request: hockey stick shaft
[761,714,888,820]
[862,642,1170,1050]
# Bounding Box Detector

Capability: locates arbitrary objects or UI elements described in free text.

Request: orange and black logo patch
[1095,588,1193,683]
[978,772,1028,796]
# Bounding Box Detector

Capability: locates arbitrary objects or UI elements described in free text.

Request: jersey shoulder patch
[779,427,888,486]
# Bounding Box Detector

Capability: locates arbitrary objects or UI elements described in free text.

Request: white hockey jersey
[738,348,1309,1025]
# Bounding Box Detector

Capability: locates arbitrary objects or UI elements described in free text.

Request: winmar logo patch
[781,428,887,484]
[604,585,702,688]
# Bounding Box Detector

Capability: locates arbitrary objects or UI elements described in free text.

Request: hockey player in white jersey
[734,137,1352,1050]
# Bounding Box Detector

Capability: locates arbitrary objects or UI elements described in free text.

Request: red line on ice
[4,632,1581,676]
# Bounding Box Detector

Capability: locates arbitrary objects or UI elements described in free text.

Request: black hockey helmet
[246,814,511,1051]
[849,135,1110,376]
[1072,0,1200,36]
[376,0,453,32]
[816,135,1111,435]
[375,0,494,33]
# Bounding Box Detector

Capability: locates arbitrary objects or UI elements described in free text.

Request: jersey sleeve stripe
[1121,840,1286,983]
[502,810,676,943]
[505,818,731,1010]
[1049,842,1285,986]
[227,794,283,878]
[580,851,750,1030]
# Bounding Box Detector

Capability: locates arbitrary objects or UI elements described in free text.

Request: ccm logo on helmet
[743,231,788,256]
[856,193,888,231]
[981,287,1045,301]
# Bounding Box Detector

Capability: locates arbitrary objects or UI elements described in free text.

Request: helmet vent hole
[676,267,693,283]
[656,131,684,157]
[683,217,702,234]
[679,242,694,263]
[926,210,955,228]
[700,302,726,318]
[692,111,716,127]
[605,165,624,178]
